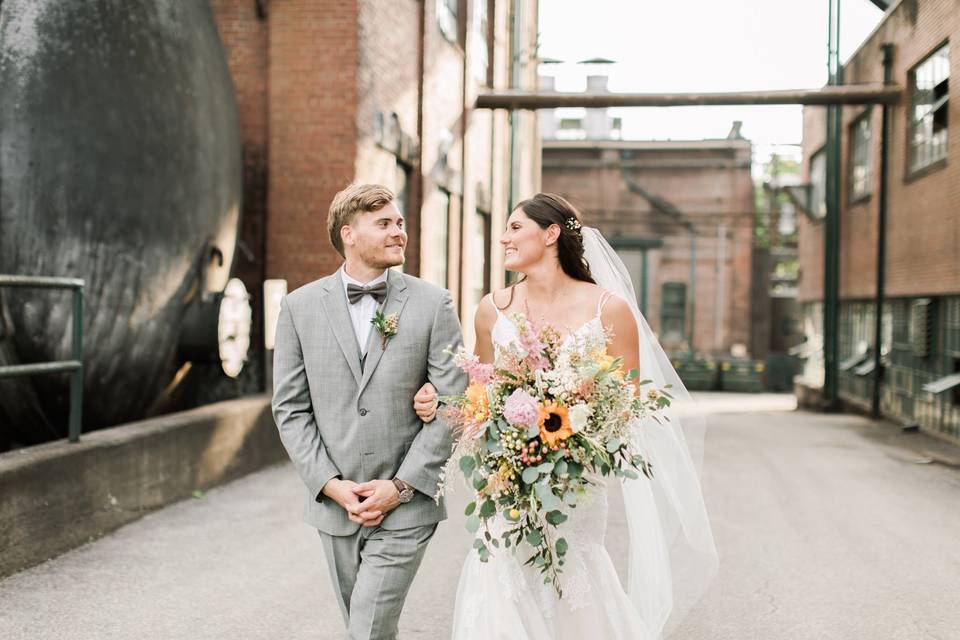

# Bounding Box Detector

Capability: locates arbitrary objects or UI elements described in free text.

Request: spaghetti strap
[596,291,613,316]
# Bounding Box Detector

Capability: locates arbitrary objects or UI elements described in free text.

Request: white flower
[569,403,594,433]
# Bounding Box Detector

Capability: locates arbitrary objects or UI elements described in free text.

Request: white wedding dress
[450,228,718,640]
[450,302,653,640]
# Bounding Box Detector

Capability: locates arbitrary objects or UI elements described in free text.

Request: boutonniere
[372,310,399,349]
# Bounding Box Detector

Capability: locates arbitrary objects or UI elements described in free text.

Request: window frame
[848,109,874,204]
[906,40,950,179]
[660,282,687,344]
[808,145,828,221]
[437,0,464,48]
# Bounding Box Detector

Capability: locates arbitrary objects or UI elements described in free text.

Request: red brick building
[209,0,540,361]
[797,0,960,439]
[540,92,755,357]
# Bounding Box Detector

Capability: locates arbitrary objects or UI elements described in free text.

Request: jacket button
[359,408,368,416]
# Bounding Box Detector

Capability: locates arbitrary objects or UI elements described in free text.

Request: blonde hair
[327,183,395,257]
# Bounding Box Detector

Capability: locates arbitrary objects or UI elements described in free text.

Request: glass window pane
[849,113,872,200]
[910,43,949,172]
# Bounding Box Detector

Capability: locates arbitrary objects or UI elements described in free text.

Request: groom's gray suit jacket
[272,266,466,536]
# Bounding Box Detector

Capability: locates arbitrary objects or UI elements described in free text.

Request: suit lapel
[357,269,409,396]
[319,267,363,386]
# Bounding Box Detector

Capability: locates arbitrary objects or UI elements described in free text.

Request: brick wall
[799,0,960,304]
[542,140,754,355]
[209,0,539,322]
[266,0,359,290]
[354,0,422,274]
[209,0,268,345]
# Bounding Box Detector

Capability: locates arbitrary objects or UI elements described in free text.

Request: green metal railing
[0,275,84,442]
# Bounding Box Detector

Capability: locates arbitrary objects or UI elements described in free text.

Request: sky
[537,0,886,160]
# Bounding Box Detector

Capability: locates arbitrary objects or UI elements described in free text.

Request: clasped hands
[323,382,441,527]
[323,478,401,527]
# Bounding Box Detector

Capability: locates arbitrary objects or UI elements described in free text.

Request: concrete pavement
[2,393,959,639]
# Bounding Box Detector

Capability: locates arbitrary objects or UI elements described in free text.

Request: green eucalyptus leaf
[459,455,477,475]
[545,510,568,526]
[465,514,481,534]
[536,461,555,474]
[521,466,540,484]
[535,482,561,510]
[464,501,477,516]
[480,499,497,518]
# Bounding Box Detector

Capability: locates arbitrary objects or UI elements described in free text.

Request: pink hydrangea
[503,389,540,427]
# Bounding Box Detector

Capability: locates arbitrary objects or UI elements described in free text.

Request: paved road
[2,393,959,639]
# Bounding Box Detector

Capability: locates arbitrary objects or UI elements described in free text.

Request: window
[395,161,411,216]
[808,147,827,220]
[614,248,645,311]
[471,209,492,302]
[849,111,873,201]
[394,161,412,274]
[438,0,460,45]
[660,282,687,344]
[909,43,949,173]
[557,117,585,140]
[423,190,451,287]
[472,0,491,85]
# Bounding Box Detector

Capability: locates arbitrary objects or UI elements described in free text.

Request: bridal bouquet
[437,313,671,596]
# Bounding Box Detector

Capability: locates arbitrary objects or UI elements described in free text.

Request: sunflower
[538,401,574,446]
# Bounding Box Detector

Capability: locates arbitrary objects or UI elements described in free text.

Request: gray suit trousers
[319,523,438,640]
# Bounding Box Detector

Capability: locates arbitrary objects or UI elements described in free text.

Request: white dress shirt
[341,269,388,357]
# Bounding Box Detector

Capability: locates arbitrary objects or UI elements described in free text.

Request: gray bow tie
[346,281,387,305]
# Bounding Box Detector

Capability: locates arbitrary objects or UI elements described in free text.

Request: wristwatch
[392,478,415,503]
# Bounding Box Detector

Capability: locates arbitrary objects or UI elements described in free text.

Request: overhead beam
[475,85,901,109]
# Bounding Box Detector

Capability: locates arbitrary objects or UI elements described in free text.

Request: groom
[271,183,466,639]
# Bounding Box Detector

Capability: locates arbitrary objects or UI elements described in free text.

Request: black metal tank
[0,0,242,447]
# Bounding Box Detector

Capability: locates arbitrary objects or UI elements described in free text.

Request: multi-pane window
[424,190,451,288]
[849,112,873,200]
[395,161,410,216]
[471,210,491,303]
[438,0,460,45]
[809,147,827,219]
[472,0,491,85]
[909,43,949,173]
[660,282,687,344]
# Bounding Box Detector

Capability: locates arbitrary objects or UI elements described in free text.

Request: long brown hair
[496,193,595,310]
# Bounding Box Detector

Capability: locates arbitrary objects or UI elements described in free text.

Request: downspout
[508,0,522,211]
[689,226,696,352]
[823,0,843,409]
[412,0,426,277]
[457,2,469,311]
[618,155,698,351]
[871,44,893,419]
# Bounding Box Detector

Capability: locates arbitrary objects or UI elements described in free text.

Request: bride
[414,193,718,639]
